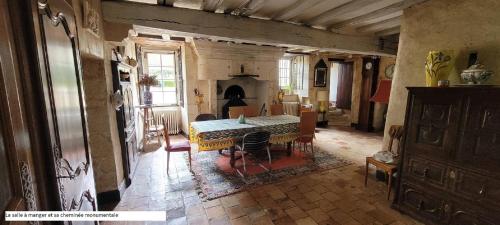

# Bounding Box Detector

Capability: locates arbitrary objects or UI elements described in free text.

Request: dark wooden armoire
[394,87,500,225]
[111,61,138,187]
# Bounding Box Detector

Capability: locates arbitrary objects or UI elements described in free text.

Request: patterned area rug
[189,146,352,200]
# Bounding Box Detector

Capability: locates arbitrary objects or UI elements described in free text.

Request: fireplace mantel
[193,40,284,81]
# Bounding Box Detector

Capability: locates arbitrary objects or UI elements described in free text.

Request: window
[146,52,177,105]
[294,56,306,90]
[279,59,291,89]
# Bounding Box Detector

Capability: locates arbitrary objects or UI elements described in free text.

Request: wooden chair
[162,115,191,173]
[195,113,217,121]
[270,104,284,115]
[234,131,272,178]
[293,111,317,158]
[365,125,404,200]
[229,106,246,119]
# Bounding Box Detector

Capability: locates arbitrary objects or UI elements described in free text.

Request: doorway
[329,61,354,126]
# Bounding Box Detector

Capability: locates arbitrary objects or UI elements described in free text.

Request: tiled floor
[104,126,419,225]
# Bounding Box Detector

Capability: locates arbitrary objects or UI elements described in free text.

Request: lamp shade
[317,90,329,101]
[302,97,310,104]
[370,79,392,103]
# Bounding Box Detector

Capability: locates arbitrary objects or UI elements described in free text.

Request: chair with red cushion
[162,115,191,173]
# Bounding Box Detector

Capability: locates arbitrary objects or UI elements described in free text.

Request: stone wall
[383,0,500,149]
[72,0,124,193]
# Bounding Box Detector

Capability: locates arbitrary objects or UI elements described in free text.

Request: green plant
[138,74,159,86]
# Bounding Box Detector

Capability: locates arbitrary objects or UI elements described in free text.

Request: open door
[32,0,98,221]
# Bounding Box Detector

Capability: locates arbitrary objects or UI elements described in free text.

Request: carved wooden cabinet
[394,87,500,225]
[112,61,138,187]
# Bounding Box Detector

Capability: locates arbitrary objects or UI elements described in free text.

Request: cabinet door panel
[448,202,497,225]
[406,157,448,190]
[452,170,500,210]
[457,92,500,173]
[405,92,463,161]
[398,183,445,223]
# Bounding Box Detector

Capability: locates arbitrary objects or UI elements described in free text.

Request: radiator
[154,109,180,135]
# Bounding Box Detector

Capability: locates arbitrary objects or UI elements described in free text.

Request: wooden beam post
[102,1,396,56]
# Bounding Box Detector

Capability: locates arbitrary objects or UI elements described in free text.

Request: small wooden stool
[365,157,397,200]
[364,125,404,200]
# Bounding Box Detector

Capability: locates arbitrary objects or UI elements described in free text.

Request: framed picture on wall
[314,59,328,87]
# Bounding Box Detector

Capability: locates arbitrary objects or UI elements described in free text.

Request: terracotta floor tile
[206,206,226,219]
[106,130,418,225]
[285,207,308,220]
[203,199,221,209]
[273,215,297,225]
[295,217,319,225]
[230,216,251,225]
[304,192,323,202]
[226,206,246,220]
[306,208,330,222]
[188,215,209,225]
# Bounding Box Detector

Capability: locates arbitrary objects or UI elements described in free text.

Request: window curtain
[336,62,353,109]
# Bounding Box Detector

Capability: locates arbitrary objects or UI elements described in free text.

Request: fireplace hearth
[222,85,247,119]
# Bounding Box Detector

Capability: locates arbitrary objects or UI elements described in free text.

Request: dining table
[190,115,300,167]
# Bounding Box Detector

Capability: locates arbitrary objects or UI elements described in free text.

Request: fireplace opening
[222,85,247,118]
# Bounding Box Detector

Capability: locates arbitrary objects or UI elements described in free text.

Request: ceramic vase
[425,50,454,87]
[144,86,153,105]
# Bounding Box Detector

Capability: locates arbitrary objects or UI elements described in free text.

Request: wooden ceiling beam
[202,0,224,12]
[306,0,374,25]
[357,16,401,33]
[375,26,401,37]
[329,0,427,29]
[102,1,396,56]
[271,0,323,21]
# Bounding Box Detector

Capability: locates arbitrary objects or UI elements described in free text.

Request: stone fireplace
[218,78,269,118]
[192,40,284,118]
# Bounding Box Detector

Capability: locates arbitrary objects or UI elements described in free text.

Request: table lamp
[317,90,329,112]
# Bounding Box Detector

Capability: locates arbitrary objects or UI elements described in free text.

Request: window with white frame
[279,58,291,89]
[146,52,177,105]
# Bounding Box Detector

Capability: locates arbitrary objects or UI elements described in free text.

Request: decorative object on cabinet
[82,0,99,37]
[385,63,395,79]
[277,89,285,103]
[138,74,159,105]
[437,80,450,87]
[194,88,204,113]
[460,62,493,84]
[110,90,124,111]
[393,87,500,225]
[314,59,328,87]
[111,61,138,187]
[424,50,454,87]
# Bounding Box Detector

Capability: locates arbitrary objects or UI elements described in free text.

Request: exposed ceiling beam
[375,26,401,36]
[202,0,224,12]
[102,1,396,55]
[329,0,427,29]
[157,0,176,6]
[306,0,374,25]
[357,16,401,33]
[271,0,323,21]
